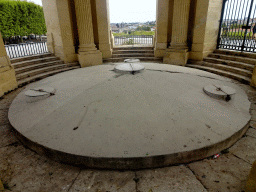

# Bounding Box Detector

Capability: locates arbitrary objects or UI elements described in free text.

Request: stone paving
[0,81,256,192]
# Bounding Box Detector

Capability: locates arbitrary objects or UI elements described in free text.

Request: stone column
[163,0,191,65]
[95,0,112,58]
[154,0,169,57]
[74,0,102,67]
[0,33,18,97]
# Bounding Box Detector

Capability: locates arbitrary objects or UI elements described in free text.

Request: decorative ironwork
[114,35,153,46]
[5,42,48,59]
[217,0,256,52]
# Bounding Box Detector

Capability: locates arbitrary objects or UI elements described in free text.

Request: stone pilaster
[0,33,18,97]
[74,0,102,67]
[95,0,112,58]
[42,0,77,63]
[190,0,223,61]
[154,0,169,57]
[163,0,191,65]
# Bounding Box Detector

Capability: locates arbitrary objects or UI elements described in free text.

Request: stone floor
[0,80,256,192]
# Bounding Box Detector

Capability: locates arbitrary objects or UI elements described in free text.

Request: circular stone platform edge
[10,121,250,170]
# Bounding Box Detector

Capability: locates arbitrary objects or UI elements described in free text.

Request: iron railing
[5,42,48,59]
[217,0,256,52]
[114,35,153,46]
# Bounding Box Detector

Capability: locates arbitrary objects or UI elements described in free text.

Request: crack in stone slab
[232,154,252,165]
[67,169,82,192]
[146,69,231,82]
[186,164,209,191]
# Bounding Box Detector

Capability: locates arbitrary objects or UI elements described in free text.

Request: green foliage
[112,31,155,36]
[221,31,253,39]
[136,26,151,31]
[230,24,245,29]
[0,0,46,38]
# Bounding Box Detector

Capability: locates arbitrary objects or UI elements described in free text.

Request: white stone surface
[204,84,236,101]
[8,64,251,158]
[115,63,145,73]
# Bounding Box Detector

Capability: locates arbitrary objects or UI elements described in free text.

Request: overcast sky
[109,0,156,23]
[29,0,156,23]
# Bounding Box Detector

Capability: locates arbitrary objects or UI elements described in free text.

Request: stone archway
[41,0,223,67]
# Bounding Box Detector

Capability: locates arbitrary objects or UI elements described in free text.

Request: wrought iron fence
[217,0,256,52]
[114,35,153,46]
[5,42,48,59]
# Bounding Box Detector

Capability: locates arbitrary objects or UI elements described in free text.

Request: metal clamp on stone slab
[124,59,140,63]
[203,84,236,102]
[25,87,56,103]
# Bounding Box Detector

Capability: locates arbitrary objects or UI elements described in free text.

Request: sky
[109,0,156,23]
[27,0,42,6]
[28,0,156,23]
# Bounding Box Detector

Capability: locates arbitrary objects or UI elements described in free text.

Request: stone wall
[0,33,18,97]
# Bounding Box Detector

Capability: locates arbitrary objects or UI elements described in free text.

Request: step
[203,57,255,72]
[10,53,53,64]
[214,49,256,60]
[113,50,154,54]
[12,56,60,69]
[208,53,256,66]
[112,53,155,58]
[18,66,80,87]
[194,61,252,78]
[15,60,65,75]
[16,64,68,80]
[103,57,163,63]
[65,62,80,67]
[186,64,251,85]
[113,46,154,51]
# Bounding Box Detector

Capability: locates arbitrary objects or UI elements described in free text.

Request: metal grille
[114,35,153,46]
[217,0,256,52]
[5,42,48,59]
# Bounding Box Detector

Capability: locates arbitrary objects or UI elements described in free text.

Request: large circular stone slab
[8,64,251,169]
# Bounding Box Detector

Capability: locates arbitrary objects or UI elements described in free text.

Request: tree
[0,0,46,39]
[136,26,151,31]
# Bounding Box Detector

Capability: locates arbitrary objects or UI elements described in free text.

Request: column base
[163,48,189,66]
[78,51,103,68]
[154,43,167,57]
[99,43,112,58]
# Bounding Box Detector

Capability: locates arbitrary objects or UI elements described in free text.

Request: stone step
[18,66,80,87]
[112,53,155,58]
[103,57,163,63]
[194,61,252,78]
[203,57,254,72]
[187,64,251,84]
[15,60,65,75]
[16,64,68,80]
[113,50,154,54]
[214,49,256,60]
[113,46,154,51]
[11,56,60,69]
[208,53,256,66]
[10,53,53,64]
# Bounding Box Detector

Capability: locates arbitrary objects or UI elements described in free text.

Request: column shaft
[74,0,97,52]
[96,0,112,58]
[74,0,102,67]
[170,0,190,48]
[163,0,191,65]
